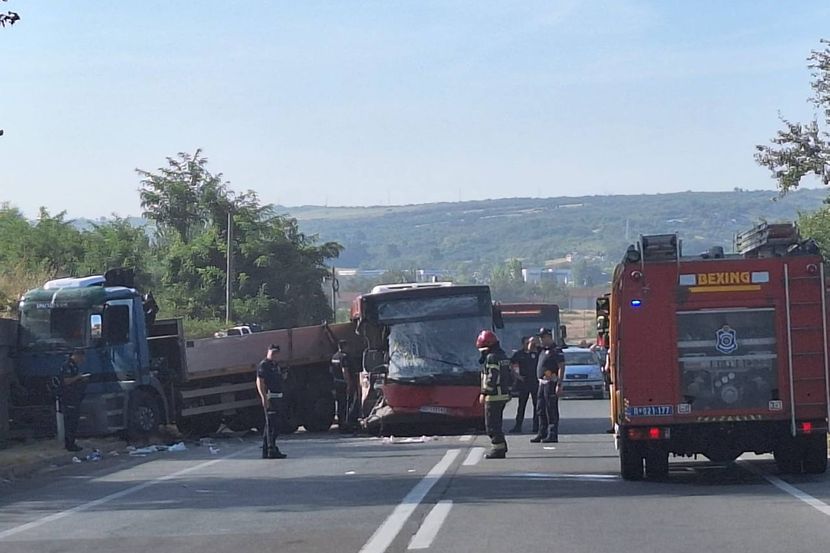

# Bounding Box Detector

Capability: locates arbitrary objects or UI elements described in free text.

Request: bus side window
[103,305,130,345]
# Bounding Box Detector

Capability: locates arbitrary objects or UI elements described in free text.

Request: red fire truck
[352,283,498,434]
[605,224,829,480]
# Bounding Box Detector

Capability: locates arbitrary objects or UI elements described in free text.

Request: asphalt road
[1,399,830,553]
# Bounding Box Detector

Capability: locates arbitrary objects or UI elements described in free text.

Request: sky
[1,1,829,219]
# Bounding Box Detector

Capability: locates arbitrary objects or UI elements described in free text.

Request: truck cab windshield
[387,315,491,380]
[19,307,88,350]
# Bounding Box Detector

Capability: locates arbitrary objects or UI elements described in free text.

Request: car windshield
[564,351,599,366]
[387,315,492,380]
[19,307,88,350]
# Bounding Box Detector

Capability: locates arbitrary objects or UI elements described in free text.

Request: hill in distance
[283,188,829,269]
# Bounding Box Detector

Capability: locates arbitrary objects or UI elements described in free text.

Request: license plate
[626,405,673,417]
[420,406,452,415]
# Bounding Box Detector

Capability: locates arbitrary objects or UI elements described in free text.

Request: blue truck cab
[14,273,170,437]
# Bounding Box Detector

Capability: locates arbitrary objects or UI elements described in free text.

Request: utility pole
[225,208,234,324]
[330,267,339,321]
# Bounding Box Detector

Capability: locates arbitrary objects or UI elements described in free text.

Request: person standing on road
[509,336,540,434]
[59,349,89,452]
[531,328,565,444]
[330,340,351,433]
[476,330,512,459]
[256,344,287,459]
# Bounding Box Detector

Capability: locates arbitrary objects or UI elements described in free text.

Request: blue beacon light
[630,299,642,307]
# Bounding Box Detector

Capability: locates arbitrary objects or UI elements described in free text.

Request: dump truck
[604,224,829,480]
[11,271,362,438]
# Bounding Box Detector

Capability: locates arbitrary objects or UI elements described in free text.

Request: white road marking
[506,472,619,481]
[359,449,460,553]
[462,447,485,466]
[407,500,453,550]
[0,445,258,541]
[458,435,473,442]
[742,463,830,518]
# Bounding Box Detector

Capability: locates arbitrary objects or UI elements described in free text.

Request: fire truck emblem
[715,325,738,354]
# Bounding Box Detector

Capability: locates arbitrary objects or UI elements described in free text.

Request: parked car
[214,325,260,338]
[560,347,607,399]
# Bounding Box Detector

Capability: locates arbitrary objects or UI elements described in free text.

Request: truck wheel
[774,444,803,475]
[620,436,644,481]
[645,448,670,480]
[303,397,335,433]
[803,433,828,474]
[177,413,222,438]
[129,391,161,438]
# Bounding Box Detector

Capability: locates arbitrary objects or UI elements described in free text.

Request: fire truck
[603,223,829,480]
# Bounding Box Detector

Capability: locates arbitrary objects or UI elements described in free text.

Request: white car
[560,347,607,399]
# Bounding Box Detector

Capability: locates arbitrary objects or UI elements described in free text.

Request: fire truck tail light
[627,427,670,440]
[807,264,819,275]
[801,421,813,434]
[630,270,643,281]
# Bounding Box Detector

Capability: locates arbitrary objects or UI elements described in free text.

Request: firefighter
[59,349,89,452]
[531,328,565,444]
[509,335,540,434]
[476,330,512,459]
[256,344,287,459]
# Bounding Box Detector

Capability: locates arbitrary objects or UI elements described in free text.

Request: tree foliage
[756,39,830,192]
[138,151,342,328]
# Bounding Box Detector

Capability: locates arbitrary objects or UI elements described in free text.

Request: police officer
[509,336,540,434]
[256,344,287,459]
[476,330,512,459]
[531,328,565,444]
[330,340,353,433]
[60,349,89,452]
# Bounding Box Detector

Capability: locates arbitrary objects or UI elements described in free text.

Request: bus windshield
[19,307,88,350]
[387,315,492,380]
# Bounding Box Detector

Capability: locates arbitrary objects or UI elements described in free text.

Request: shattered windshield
[388,315,492,380]
[19,307,88,350]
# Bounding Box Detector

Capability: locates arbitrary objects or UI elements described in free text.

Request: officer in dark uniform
[256,344,287,459]
[509,336,540,434]
[330,340,352,433]
[476,330,512,459]
[531,328,565,443]
[59,349,89,452]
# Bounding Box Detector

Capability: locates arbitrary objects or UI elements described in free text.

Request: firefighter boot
[485,448,506,459]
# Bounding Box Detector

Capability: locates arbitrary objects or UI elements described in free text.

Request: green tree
[138,151,343,328]
[756,39,830,192]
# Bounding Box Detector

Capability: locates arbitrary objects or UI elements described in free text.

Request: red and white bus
[352,283,498,434]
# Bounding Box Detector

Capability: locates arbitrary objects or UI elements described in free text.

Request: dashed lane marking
[462,447,485,466]
[407,500,453,550]
[359,449,460,553]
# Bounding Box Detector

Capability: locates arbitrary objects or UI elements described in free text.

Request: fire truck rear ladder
[784,264,830,437]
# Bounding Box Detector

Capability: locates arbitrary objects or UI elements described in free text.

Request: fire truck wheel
[620,437,644,481]
[802,434,828,474]
[645,448,669,480]
[774,444,803,475]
